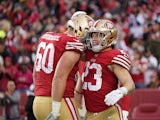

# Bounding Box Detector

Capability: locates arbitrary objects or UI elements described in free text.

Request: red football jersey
[83,49,131,112]
[34,32,83,97]
[78,61,85,76]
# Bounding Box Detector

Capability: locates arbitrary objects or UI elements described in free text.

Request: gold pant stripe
[64,98,78,120]
[115,104,123,120]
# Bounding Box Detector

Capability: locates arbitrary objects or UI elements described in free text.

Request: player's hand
[46,101,61,120]
[45,112,60,120]
[104,89,124,106]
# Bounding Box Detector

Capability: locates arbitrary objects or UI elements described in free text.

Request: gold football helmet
[71,12,95,39]
[71,11,87,19]
[67,11,87,29]
[86,19,118,52]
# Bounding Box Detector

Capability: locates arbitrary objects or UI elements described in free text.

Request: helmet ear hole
[107,39,111,44]
[110,37,114,40]
[79,27,82,32]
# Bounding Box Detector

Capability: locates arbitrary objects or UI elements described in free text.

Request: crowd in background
[0,0,160,119]
[0,0,160,110]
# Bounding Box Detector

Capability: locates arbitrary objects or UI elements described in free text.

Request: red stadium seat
[128,89,160,120]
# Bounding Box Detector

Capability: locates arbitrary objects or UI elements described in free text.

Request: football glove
[45,101,61,120]
[45,112,58,120]
[104,87,128,106]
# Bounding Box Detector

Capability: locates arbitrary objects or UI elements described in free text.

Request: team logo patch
[104,22,114,29]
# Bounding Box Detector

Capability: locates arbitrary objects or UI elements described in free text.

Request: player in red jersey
[80,19,135,120]
[76,61,131,120]
[32,12,94,120]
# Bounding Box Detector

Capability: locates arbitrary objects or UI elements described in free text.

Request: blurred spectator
[25,83,36,120]
[15,46,32,70]
[143,23,153,41]
[0,55,4,66]
[15,62,33,92]
[0,30,13,61]
[0,80,20,120]
[130,47,148,88]
[30,40,38,67]
[0,19,11,33]
[142,47,158,86]
[4,56,18,81]
[147,70,160,88]
[11,3,26,26]
[149,21,160,40]
[0,55,12,92]
[129,21,144,41]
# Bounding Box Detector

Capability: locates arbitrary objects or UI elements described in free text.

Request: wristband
[122,110,129,117]
[119,87,128,95]
[52,101,61,116]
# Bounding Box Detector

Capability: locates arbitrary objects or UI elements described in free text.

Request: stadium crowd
[0,0,160,119]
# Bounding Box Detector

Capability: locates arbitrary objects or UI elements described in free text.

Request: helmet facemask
[86,31,114,52]
[85,19,118,52]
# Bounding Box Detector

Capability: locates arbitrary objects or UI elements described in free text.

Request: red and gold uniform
[83,49,131,120]
[33,32,83,120]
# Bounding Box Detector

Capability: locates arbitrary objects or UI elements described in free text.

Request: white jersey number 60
[35,42,54,74]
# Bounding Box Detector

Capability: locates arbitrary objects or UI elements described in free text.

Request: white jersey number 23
[83,61,102,91]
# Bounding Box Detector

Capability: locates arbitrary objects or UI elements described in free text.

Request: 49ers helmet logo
[104,22,114,29]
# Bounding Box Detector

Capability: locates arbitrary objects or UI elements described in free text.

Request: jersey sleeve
[63,35,83,53]
[111,51,131,70]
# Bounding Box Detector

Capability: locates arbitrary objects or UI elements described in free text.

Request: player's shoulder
[39,32,79,42]
[40,32,61,41]
[111,49,131,70]
[109,49,129,57]
[61,33,80,42]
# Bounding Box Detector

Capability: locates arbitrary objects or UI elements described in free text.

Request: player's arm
[74,71,83,104]
[52,51,80,101]
[104,64,135,106]
[75,72,83,94]
[75,60,85,94]
[112,64,135,94]
[74,60,86,104]
[45,51,80,120]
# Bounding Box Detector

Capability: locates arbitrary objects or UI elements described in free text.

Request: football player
[81,19,135,120]
[32,12,94,120]
[75,61,131,120]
